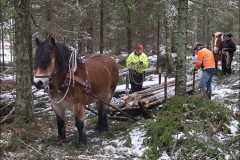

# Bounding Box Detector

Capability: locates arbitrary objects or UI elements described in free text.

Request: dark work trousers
[221,53,233,75]
[129,69,145,93]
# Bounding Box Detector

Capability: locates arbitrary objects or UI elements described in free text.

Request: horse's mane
[35,40,71,72]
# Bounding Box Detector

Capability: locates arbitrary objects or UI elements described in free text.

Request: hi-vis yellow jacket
[194,48,216,70]
[126,51,149,73]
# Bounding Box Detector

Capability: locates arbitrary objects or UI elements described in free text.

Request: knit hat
[193,43,203,50]
[136,44,143,50]
[225,33,232,38]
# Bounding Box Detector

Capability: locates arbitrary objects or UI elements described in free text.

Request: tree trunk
[175,0,188,97]
[164,16,173,75]
[45,0,52,38]
[100,0,104,54]
[1,23,5,71]
[157,14,161,84]
[86,4,94,54]
[126,7,131,54]
[14,0,34,121]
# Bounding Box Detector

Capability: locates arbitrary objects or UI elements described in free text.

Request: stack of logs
[109,80,196,120]
[0,89,42,124]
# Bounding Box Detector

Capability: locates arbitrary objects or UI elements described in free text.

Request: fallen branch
[0,100,15,111]
[0,106,15,124]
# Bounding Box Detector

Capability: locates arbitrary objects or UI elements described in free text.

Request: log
[119,68,156,78]
[145,98,166,108]
[124,95,132,103]
[124,80,175,102]
[108,116,129,121]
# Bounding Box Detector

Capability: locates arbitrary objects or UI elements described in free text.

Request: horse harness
[43,47,92,105]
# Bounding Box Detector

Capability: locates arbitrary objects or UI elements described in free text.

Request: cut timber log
[145,98,166,108]
[124,80,175,102]
[119,68,156,78]
[108,116,129,121]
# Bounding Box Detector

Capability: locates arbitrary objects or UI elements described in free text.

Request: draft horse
[211,32,224,73]
[33,37,119,148]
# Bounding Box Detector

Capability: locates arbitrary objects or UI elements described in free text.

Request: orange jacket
[194,48,215,70]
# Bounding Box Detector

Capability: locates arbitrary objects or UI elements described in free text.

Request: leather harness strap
[65,73,86,87]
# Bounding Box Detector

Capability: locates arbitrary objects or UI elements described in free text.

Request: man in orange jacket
[194,43,217,99]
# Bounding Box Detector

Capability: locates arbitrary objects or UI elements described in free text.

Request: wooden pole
[126,71,130,93]
[158,67,162,84]
[164,72,167,101]
[89,92,138,121]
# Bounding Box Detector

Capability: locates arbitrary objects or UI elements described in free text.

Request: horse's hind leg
[95,92,112,132]
[95,101,109,132]
[74,104,87,148]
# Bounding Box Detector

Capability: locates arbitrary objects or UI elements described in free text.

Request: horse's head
[33,37,70,89]
[212,32,223,54]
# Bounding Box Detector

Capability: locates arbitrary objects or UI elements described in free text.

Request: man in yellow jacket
[194,43,216,99]
[126,44,149,93]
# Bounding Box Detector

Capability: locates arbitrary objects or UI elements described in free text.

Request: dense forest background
[1,0,239,56]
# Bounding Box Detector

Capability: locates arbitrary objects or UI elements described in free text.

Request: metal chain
[129,69,144,85]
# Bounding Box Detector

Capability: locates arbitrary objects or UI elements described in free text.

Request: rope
[222,49,230,68]
[48,48,77,104]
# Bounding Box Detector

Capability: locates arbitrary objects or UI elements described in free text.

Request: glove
[223,48,228,52]
[138,61,143,65]
[193,68,197,72]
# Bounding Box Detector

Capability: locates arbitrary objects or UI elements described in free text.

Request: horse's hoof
[58,135,67,141]
[95,126,108,133]
[77,141,87,148]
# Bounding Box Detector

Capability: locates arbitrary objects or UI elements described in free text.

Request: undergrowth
[0,110,137,159]
[143,96,239,160]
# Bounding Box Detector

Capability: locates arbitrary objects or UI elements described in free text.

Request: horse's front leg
[56,115,66,140]
[52,103,67,140]
[75,104,87,148]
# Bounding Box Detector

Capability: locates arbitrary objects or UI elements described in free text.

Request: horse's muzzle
[34,80,44,89]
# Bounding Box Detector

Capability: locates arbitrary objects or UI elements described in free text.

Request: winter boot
[205,91,212,100]
[196,90,205,98]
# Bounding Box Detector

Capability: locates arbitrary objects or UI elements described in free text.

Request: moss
[143,96,234,159]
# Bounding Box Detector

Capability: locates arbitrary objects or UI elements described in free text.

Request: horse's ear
[36,38,42,47]
[49,37,56,48]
